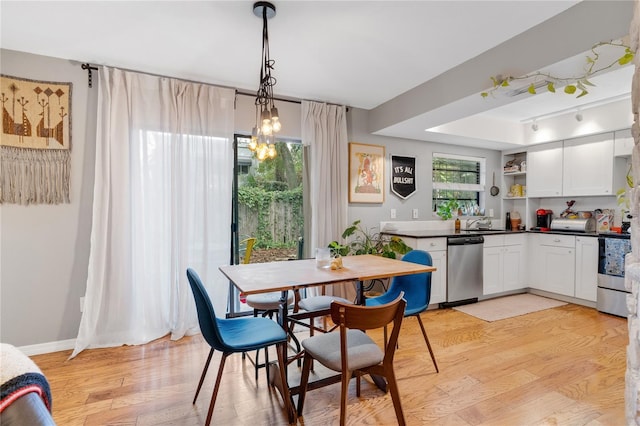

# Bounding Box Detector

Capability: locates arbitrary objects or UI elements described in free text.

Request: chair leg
[384,365,406,426]
[383,324,388,348]
[415,314,439,373]
[340,369,351,426]
[193,347,214,404]
[264,346,270,383]
[276,342,296,424]
[297,353,313,416]
[205,352,229,426]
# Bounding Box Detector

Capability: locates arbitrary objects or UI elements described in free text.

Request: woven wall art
[1,74,72,205]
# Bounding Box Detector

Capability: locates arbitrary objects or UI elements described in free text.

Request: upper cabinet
[562,134,614,196]
[526,142,563,197]
[614,128,633,157]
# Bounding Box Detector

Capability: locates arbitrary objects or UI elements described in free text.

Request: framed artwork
[348,142,385,203]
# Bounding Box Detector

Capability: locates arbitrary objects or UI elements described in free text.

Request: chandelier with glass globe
[249,1,281,161]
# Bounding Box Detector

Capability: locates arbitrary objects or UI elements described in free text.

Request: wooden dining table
[219,254,436,423]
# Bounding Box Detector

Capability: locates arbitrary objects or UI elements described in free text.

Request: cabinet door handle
[553,238,561,242]
[430,242,436,246]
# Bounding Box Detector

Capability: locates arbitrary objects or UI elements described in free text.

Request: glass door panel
[228,135,304,316]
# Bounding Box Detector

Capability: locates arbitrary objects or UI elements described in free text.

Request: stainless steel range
[597,233,632,317]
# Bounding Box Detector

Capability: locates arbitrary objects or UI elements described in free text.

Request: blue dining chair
[186,268,294,425]
[365,249,439,373]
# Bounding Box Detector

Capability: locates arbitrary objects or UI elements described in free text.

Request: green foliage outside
[239,141,303,249]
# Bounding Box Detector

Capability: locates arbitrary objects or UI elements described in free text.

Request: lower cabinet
[405,237,447,305]
[575,236,598,302]
[483,234,526,295]
[529,233,598,301]
[428,250,447,305]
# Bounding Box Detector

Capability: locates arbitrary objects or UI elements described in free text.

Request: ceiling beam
[368,0,635,136]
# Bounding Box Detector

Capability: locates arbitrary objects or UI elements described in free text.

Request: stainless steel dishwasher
[442,235,484,308]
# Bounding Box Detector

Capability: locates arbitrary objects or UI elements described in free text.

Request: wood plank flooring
[30,303,627,425]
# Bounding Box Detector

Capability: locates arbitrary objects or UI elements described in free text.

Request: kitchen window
[432,153,485,216]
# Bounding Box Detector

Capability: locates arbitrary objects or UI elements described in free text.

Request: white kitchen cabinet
[614,129,633,157]
[530,234,576,297]
[526,142,563,197]
[428,250,447,305]
[563,134,614,196]
[574,236,598,301]
[483,234,526,296]
[409,237,447,305]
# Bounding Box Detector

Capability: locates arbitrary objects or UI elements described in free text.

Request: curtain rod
[79,63,349,110]
[79,62,238,92]
[236,91,349,110]
[236,90,301,105]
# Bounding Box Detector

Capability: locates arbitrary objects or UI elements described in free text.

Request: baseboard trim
[18,339,76,356]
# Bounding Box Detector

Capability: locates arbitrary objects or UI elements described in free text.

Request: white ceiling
[1,1,634,150]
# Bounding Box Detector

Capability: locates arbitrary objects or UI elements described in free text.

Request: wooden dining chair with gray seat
[296,293,407,426]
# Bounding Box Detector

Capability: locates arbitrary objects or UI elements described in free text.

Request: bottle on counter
[505,212,512,230]
[455,217,460,232]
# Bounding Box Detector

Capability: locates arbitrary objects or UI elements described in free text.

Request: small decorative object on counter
[510,211,522,230]
[506,212,512,230]
[455,217,460,231]
[330,256,343,270]
[560,200,577,218]
[595,208,614,232]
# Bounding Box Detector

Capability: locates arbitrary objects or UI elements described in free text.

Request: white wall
[1,49,96,347]
[346,107,503,234]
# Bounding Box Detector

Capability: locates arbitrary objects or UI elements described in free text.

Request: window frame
[432,152,486,217]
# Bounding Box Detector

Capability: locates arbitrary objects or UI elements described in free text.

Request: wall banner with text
[390,155,416,199]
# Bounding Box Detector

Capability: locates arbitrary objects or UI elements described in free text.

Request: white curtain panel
[301,101,350,299]
[72,68,234,358]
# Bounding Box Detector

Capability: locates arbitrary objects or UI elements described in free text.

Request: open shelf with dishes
[501,151,527,229]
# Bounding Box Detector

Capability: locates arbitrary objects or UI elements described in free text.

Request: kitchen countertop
[382,228,630,239]
[381,229,527,238]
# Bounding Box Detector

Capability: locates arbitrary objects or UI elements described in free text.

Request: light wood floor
[31,303,627,425]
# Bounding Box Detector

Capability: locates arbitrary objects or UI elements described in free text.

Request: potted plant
[328,220,412,259]
[436,198,460,221]
[616,164,633,232]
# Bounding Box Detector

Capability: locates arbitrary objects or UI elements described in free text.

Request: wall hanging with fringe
[1,74,72,205]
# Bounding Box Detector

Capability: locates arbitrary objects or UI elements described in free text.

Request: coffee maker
[535,209,553,229]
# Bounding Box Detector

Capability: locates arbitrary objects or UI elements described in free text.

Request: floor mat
[452,293,567,322]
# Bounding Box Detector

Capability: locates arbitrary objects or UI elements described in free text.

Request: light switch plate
[391,209,397,219]
[412,209,419,219]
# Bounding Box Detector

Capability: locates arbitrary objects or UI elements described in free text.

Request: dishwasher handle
[447,236,484,245]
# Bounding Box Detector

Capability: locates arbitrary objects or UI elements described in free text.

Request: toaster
[550,217,596,233]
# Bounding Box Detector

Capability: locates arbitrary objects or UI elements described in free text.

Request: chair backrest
[241,238,257,264]
[186,268,227,351]
[331,293,406,366]
[387,250,432,314]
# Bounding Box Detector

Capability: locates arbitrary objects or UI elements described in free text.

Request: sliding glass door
[228,135,305,316]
